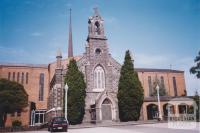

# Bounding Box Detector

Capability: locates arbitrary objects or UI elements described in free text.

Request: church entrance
[101,99,112,120]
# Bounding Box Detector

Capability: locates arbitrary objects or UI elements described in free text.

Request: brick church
[0,9,190,127]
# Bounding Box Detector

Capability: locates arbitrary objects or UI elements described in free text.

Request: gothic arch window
[94,65,105,91]
[94,21,100,35]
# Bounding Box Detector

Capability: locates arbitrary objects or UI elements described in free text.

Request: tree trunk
[0,113,4,127]
[3,113,7,127]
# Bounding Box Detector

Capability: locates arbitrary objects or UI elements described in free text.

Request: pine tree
[117,50,144,121]
[65,59,86,125]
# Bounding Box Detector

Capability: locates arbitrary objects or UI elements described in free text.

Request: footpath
[68,120,164,129]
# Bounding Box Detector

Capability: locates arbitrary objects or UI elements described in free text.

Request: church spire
[68,8,73,58]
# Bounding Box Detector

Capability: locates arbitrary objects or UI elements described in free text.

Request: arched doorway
[147,104,158,120]
[101,98,112,120]
[163,103,175,120]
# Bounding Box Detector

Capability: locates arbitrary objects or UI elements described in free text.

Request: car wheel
[50,128,54,132]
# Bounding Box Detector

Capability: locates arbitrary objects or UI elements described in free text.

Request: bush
[12,120,22,127]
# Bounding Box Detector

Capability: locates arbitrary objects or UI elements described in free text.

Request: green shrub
[12,120,22,127]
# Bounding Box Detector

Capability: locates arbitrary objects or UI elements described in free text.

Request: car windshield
[53,117,67,124]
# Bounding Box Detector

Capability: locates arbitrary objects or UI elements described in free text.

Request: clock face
[95,48,101,55]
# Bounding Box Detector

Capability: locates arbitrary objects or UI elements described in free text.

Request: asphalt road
[19,123,200,133]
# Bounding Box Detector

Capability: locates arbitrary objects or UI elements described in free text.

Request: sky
[0,0,199,95]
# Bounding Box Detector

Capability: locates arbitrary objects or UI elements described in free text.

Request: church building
[0,9,189,127]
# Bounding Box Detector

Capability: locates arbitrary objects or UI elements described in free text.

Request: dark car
[48,117,68,132]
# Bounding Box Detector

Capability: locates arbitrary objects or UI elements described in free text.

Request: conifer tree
[117,50,144,121]
[65,59,86,125]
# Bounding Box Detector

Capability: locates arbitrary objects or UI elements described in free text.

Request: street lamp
[64,83,69,120]
[156,84,162,121]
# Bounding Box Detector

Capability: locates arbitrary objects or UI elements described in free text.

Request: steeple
[68,8,73,58]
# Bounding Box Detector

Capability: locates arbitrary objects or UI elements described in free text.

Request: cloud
[30,32,44,37]
[0,46,28,56]
[134,53,171,68]
[104,17,117,24]
[24,0,32,5]
[66,3,72,8]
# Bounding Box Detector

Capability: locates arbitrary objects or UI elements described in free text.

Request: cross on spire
[93,7,99,16]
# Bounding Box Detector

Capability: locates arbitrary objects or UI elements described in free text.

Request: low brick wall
[0,126,40,132]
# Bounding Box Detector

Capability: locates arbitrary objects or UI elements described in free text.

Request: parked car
[48,117,68,132]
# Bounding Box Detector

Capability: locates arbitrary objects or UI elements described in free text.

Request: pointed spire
[93,7,99,16]
[56,48,62,68]
[56,48,62,58]
[68,8,73,58]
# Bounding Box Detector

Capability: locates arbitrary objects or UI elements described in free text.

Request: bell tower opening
[95,21,101,35]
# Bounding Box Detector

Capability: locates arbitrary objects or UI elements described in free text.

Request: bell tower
[87,8,106,40]
[86,8,108,58]
[79,8,120,123]
[84,8,111,93]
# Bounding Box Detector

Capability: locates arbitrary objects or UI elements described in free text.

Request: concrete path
[18,122,199,133]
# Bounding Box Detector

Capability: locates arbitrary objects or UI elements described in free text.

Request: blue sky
[0,0,199,95]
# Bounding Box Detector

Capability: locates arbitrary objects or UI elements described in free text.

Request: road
[19,123,200,133]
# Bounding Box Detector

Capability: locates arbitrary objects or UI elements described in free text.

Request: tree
[190,50,200,79]
[151,77,167,96]
[0,79,28,127]
[117,50,144,121]
[65,59,86,125]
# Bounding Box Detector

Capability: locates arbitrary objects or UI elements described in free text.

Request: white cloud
[30,32,44,37]
[134,53,171,68]
[0,46,28,56]
[104,17,117,24]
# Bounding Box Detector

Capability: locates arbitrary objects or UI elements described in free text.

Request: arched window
[17,72,20,82]
[26,72,29,84]
[94,65,105,90]
[160,76,165,87]
[39,73,44,101]
[173,77,178,96]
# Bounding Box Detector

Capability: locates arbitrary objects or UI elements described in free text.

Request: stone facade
[77,10,121,122]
